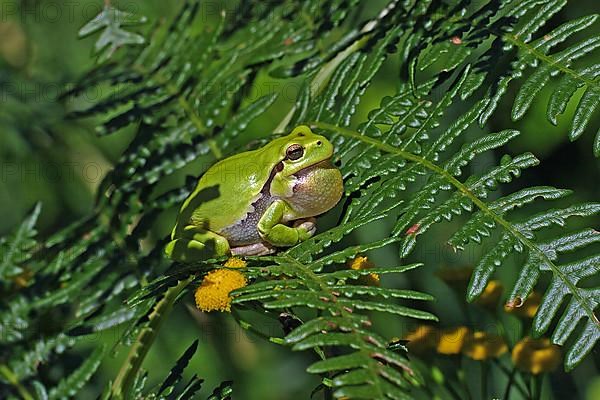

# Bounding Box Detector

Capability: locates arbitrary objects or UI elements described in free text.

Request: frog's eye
[286,144,304,160]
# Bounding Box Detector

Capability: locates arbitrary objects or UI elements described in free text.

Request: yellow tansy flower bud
[512,337,561,374]
[195,258,248,313]
[504,292,541,318]
[348,256,380,286]
[404,325,438,354]
[463,331,508,360]
[437,326,470,355]
[223,257,247,269]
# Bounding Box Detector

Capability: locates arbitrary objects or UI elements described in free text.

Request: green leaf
[48,346,106,400]
[158,340,199,396]
[0,203,40,281]
[79,5,147,62]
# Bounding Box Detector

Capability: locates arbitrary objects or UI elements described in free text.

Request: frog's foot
[293,217,317,238]
[231,242,275,256]
[165,226,231,262]
[165,239,212,262]
[258,201,316,247]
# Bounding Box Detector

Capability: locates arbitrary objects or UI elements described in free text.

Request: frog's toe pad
[293,217,317,237]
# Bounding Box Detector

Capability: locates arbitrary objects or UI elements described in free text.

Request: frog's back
[173,143,280,236]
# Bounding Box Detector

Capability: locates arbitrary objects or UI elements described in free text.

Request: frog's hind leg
[165,225,230,262]
[231,242,275,256]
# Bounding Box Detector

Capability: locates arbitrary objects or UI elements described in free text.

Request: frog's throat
[269,157,334,198]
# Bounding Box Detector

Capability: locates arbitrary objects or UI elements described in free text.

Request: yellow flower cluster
[404,325,507,360]
[194,258,247,313]
[463,331,508,361]
[413,267,561,374]
[222,257,247,269]
[512,337,561,374]
[436,327,470,355]
[404,325,562,374]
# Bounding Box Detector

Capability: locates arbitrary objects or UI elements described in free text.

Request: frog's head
[274,125,334,178]
[268,125,343,204]
[270,125,343,203]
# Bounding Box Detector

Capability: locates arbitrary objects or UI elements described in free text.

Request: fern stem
[457,357,473,400]
[503,34,599,89]
[110,276,193,400]
[530,374,543,400]
[480,361,488,400]
[493,359,529,399]
[502,366,515,400]
[0,364,34,400]
[445,379,465,400]
[312,121,600,328]
[324,385,334,400]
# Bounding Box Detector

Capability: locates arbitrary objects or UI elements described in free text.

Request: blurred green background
[1,0,599,398]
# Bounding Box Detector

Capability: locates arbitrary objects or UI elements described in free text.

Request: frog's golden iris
[165,126,344,261]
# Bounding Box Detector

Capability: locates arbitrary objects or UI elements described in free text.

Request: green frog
[165,125,344,261]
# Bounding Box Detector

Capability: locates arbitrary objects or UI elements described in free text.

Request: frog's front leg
[257,200,316,247]
[165,225,230,262]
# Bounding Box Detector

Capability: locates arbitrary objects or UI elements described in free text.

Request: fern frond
[47,346,106,400]
[478,1,599,154]
[78,4,147,62]
[7,333,79,381]
[234,255,434,398]
[0,203,40,283]
[3,0,597,398]
[315,99,600,370]
[406,0,600,155]
[507,17,600,138]
[114,339,233,400]
[467,203,600,370]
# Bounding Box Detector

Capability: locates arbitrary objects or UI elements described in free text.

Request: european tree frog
[165,126,343,261]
